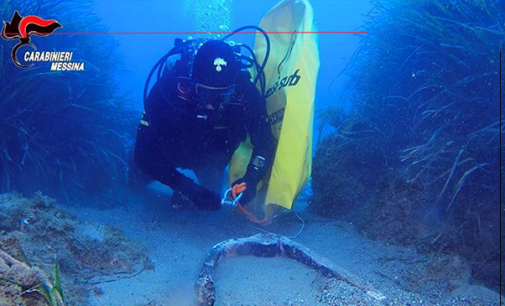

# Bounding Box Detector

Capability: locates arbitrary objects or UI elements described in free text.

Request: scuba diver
[134,32,275,211]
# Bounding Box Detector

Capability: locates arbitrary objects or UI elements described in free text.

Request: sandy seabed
[0,190,502,306]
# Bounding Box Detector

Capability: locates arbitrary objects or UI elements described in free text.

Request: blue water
[1,0,370,197]
[93,0,371,112]
[1,0,501,304]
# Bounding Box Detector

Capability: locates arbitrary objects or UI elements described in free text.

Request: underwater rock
[0,248,48,306]
[0,192,147,305]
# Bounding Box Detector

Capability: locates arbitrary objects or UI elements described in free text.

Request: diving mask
[194,83,235,110]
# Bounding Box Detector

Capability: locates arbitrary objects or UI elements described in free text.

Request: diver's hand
[231,178,257,204]
[187,184,222,211]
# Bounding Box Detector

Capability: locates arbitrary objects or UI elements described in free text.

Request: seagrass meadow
[0,0,139,203]
[312,0,503,293]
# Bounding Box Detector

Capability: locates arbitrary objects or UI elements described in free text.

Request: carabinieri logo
[2,11,84,71]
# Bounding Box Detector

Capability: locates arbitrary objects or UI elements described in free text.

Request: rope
[223,182,305,238]
[251,212,305,239]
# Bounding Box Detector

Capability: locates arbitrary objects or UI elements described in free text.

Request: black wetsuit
[134,69,274,209]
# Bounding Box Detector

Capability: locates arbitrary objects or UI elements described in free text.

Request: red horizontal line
[3,31,367,35]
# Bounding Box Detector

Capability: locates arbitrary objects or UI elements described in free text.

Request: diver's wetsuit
[134,69,274,209]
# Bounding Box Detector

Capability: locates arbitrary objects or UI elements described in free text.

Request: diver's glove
[231,177,257,205]
[188,185,222,211]
[231,155,267,204]
[175,177,221,211]
[231,155,266,204]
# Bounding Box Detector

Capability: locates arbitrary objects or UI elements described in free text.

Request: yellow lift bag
[228,0,320,221]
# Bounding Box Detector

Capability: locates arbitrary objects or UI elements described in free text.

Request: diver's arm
[134,78,221,210]
[134,116,221,210]
[242,83,276,184]
[230,83,274,204]
[134,123,193,192]
[134,74,188,190]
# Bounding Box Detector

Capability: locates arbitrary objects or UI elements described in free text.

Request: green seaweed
[0,0,139,202]
[39,261,65,306]
[313,0,503,292]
